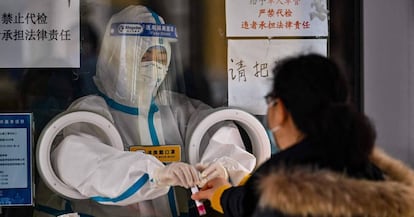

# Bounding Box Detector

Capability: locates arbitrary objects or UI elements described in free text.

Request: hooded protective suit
[34,5,255,217]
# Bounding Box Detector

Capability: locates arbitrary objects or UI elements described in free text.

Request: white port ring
[36,111,123,199]
[187,108,271,168]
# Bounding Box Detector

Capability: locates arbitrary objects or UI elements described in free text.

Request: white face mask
[136,61,167,108]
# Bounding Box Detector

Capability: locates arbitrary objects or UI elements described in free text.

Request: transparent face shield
[94,13,184,109]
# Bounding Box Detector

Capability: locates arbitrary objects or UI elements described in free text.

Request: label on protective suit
[110,23,178,38]
[58,213,80,217]
[129,145,181,163]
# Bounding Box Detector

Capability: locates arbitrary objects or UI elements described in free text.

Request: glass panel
[0,1,362,216]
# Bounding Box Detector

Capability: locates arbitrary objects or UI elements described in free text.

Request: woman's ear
[276,100,289,125]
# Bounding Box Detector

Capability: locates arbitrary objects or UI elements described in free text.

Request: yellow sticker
[129,145,181,163]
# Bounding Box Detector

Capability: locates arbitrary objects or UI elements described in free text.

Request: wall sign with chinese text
[0,0,80,68]
[0,113,33,206]
[226,0,328,37]
[228,39,327,115]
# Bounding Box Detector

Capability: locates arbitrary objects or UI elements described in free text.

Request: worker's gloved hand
[196,161,229,188]
[197,157,250,187]
[153,162,201,188]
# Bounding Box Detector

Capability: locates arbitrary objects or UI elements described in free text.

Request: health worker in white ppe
[34,5,256,217]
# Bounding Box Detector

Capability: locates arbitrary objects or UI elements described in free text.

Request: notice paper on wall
[0,113,33,206]
[226,0,328,37]
[0,0,80,68]
[228,39,327,115]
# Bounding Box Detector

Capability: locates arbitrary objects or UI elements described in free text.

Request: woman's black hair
[271,53,376,167]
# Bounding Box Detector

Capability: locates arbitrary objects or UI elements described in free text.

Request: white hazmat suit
[34,5,255,217]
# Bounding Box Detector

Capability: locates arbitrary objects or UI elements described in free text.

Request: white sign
[0,113,33,206]
[228,39,327,115]
[226,0,328,37]
[0,128,27,189]
[0,0,80,68]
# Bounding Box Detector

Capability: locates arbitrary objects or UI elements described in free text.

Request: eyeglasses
[265,93,277,107]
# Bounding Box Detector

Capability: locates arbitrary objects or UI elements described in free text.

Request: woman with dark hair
[193,53,414,217]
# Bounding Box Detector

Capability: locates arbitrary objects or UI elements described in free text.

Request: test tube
[191,186,207,216]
